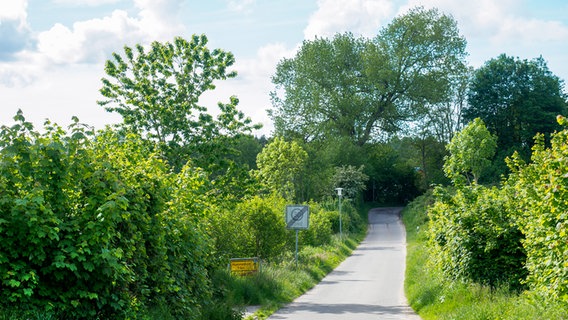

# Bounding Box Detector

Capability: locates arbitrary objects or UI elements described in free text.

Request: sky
[1,0,567,137]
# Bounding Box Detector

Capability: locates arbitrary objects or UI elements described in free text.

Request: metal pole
[295,229,299,268]
[339,194,342,240]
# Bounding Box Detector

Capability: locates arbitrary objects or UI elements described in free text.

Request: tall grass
[213,228,365,319]
[403,192,568,319]
[208,200,368,319]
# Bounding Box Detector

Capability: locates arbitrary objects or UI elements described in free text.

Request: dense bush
[207,194,288,262]
[208,195,347,262]
[0,113,213,318]
[299,202,333,247]
[428,185,526,290]
[240,195,288,260]
[506,123,568,301]
[428,116,568,303]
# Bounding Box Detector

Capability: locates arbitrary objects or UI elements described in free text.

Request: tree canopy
[98,35,260,172]
[269,7,468,146]
[254,137,308,202]
[443,118,497,185]
[465,54,568,161]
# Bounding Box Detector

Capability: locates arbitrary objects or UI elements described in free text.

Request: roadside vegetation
[403,117,568,319]
[404,193,568,319]
[2,4,568,320]
[211,218,367,319]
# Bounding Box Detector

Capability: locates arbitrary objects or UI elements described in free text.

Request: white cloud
[1,63,121,131]
[0,0,28,27]
[33,0,185,65]
[0,59,38,87]
[227,0,255,13]
[235,42,296,81]
[199,42,297,136]
[134,0,185,40]
[1,0,186,91]
[0,0,32,61]
[52,0,121,6]
[400,0,568,44]
[395,0,568,73]
[399,0,512,36]
[304,0,394,40]
[494,17,568,44]
[36,10,143,64]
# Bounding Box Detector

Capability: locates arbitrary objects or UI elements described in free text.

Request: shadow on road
[270,302,417,319]
[266,207,420,320]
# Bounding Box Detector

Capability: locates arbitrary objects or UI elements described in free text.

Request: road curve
[268,207,420,320]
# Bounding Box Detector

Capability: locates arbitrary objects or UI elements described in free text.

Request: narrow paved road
[268,207,420,320]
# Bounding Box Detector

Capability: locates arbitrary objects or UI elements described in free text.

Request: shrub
[299,203,333,247]
[0,114,213,318]
[507,126,568,301]
[238,194,288,261]
[428,185,526,290]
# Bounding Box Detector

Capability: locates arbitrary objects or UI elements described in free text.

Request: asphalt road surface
[268,207,421,320]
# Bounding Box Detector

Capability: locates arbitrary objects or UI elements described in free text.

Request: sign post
[335,188,343,240]
[286,205,309,267]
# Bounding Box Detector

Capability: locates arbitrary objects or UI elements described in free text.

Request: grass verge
[214,234,364,319]
[214,204,369,319]
[402,192,568,319]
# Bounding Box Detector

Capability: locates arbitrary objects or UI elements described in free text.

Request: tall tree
[269,7,468,146]
[465,54,568,161]
[331,165,369,200]
[98,35,260,172]
[443,118,497,185]
[254,137,308,202]
[416,65,472,144]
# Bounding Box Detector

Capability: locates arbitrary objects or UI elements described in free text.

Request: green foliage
[392,136,449,190]
[331,165,369,200]
[364,142,422,204]
[423,115,568,308]
[98,35,260,173]
[207,204,250,263]
[401,190,433,242]
[239,195,288,261]
[465,54,567,168]
[0,111,213,319]
[270,7,467,145]
[321,197,365,235]
[266,6,470,205]
[255,137,308,202]
[506,118,568,302]
[443,118,497,185]
[404,192,568,319]
[427,185,526,290]
[207,194,288,262]
[299,202,333,247]
[230,134,267,170]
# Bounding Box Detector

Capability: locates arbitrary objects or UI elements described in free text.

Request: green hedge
[428,185,526,290]
[0,114,213,318]
[507,127,568,301]
[427,116,568,304]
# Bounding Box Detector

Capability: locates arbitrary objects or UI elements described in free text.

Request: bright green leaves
[431,115,568,302]
[98,35,258,175]
[428,185,526,290]
[0,112,214,318]
[270,7,467,146]
[255,137,308,202]
[506,122,568,302]
[444,118,497,185]
[331,165,369,199]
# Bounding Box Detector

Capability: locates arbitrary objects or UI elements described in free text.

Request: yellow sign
[230,258,260,276]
